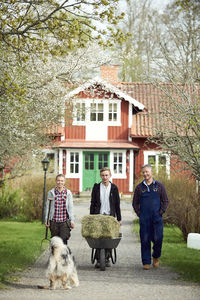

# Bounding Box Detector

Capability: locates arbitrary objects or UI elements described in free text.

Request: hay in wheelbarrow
[81,214,120,239]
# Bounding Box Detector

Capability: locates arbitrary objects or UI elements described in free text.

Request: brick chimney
[100,65,119,83]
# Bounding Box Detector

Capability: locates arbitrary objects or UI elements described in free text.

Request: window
[74,102,85,122]
[85,153,94,170]
[109,103,117,121]
[144,151,170,176]
[113,153,123,174]
[98,153,108,169]
[70,152,79,173]
[90,103,104,121]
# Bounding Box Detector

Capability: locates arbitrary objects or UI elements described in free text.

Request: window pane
[113,113,117,121]
[113,103,117,111]
[70,154,74,162]
[114,164,117,173]
[70,164,74,173]
[91,113,96,121]
[119,164,122,173]
[159,156,166,165]
[109,113,112,121]
[98,103,103,111]
[109,103,112,112]
[75,153,79,162]
[99,154,102,161]
[148,155,156,165]
[114,154,117,162]
[104,154,108,162]
[119,154,122,162]
[99,162,102,169]
[90,162,94,169]
[98,113,103,121]
[75,164,79,173]
[85,162,88,169]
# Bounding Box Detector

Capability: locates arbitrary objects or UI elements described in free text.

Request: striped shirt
[132,180,168,217]
[52,188,68,223]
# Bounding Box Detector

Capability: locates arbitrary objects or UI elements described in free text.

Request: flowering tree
[0,0,125,176]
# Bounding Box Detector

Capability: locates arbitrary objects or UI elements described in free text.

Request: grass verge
[133,219,200,283]
[0,220,47,288]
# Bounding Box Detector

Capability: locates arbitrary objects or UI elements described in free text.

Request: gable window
[144,151,170,176]
[73,101,85,123]
[109,103,117,121]
[70,152,79,173]
[90,103,104,121]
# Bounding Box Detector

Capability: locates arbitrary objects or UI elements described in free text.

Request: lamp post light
[41,156,50,224]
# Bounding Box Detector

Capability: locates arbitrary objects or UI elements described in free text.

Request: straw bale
[81,214,120,239]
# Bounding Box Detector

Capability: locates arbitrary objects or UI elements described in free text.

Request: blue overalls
[139,182,163,265]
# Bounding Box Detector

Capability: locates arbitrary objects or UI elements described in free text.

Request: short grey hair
[142,164,153,171]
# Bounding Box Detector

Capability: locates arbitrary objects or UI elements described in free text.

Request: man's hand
[70,221,75,229]
[119,220,122,226]
[45,222,50,227]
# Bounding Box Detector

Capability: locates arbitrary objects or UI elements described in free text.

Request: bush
[0,175,58,221]
[20,176,56,221]
[160,175,200,241]
[0,183,22,218]
[134,173,200,241]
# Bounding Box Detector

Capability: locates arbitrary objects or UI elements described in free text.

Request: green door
[83,152,109,190]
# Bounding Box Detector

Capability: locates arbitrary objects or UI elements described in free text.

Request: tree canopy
[0,0,126,176]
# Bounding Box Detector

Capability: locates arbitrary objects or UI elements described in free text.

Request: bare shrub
[157,174,200,241]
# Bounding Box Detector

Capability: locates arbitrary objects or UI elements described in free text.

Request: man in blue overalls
[132,164,168,270]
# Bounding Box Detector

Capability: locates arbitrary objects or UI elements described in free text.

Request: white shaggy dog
[46,236,79,290]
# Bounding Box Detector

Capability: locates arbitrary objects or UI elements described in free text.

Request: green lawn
[133,220,200,283]
[0,221,47,288]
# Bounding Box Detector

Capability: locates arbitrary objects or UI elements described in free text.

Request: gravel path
[1,200,200,300]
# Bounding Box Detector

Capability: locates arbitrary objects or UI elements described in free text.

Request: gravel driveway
[1,200,200,300]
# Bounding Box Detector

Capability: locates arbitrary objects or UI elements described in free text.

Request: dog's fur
[46,236,79,290]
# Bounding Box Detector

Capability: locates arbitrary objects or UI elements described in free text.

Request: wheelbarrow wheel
[100,249,106,271]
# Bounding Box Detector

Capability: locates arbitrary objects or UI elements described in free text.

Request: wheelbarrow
[85,233,122,271]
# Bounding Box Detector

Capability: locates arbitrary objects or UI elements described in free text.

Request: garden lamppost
[41,156,49,224]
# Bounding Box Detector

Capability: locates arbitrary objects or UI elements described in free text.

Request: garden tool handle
[45,198,53,240]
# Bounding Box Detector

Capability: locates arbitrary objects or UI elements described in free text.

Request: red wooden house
[44,66,171,195]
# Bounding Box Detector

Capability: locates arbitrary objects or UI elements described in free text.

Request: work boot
[153,257,159,268]
[143,264,150,270]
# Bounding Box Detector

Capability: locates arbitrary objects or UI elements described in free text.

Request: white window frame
[110,150,126,179]
[72,98,121,126]
[107,100,121,126]
[143,151,170,177]
[90,101,104,122]
[66,150,82,178]
[72,100,86,125]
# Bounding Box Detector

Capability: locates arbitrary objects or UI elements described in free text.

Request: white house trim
[58,149,63,174]
[129,150,134,192]
[65,77,145,111]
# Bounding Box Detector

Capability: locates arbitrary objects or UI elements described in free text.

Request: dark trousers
[140,216,163,265]
[50,220,71,245]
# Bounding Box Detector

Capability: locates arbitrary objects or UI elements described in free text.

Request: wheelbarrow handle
[45,226,49,239]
